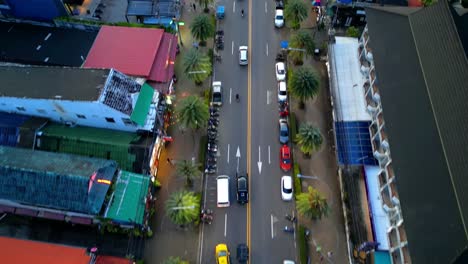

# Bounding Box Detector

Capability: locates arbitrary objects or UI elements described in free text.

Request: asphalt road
[200,0,297,263]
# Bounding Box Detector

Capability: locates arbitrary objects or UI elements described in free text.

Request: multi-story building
[0,66,159,132]
[353,1,467,263]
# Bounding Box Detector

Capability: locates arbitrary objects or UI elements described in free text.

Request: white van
[217,175,230,207]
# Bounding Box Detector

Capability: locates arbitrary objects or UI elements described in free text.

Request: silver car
[239,46,248,65]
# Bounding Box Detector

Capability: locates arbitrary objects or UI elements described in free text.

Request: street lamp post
[170,205,196,210]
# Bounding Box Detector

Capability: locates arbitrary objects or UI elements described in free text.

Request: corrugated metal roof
[37,123,141,172]
[0,146,117,214]
[149,32,178,82]
[83,26,164,78]
[0,237,90,264]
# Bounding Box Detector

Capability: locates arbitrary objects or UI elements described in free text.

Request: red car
[280,144,291,172]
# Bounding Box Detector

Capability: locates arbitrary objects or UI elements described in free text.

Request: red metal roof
[148,32,178,82]
[84,26,164,77]
[0,236,89,264]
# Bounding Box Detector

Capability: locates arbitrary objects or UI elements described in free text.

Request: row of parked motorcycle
[205,105,220,174]
[216,30,224,50]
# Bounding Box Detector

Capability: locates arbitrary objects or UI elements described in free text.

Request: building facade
[0,66,159,132]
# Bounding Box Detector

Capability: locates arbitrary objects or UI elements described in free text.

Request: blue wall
[4,0,68,21]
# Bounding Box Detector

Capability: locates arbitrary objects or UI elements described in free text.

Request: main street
[200,0,297,262]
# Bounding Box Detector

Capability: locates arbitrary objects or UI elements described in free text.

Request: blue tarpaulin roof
[335,121,377,165]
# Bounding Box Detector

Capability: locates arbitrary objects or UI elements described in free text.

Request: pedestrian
[320,255,324,262]
[327,251,333,258]
[193,3,196,11]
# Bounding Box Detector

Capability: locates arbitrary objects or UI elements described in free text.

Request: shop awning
[131,83,154,126]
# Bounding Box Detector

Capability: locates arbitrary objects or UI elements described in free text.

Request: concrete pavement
[291,8,349,264]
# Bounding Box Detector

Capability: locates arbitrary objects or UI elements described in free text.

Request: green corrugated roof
[105,170,150,225]
[38,124,140,172]
[130,83,155,126]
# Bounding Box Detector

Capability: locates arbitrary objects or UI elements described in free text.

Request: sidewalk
[143,4,210,264]
[291,6,349,264]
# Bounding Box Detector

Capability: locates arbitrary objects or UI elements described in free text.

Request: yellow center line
[246,0,252,259]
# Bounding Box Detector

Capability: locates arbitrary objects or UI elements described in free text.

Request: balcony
[390,181,400,201]
[377,112,384,128]
[363,30,369,44]
[382,187,393,208]
[392,250,404,264]
[378,170,388,188]
[402,245,411,263]
[364,81,371,94]
[370,68,376,84]
[380,127,388,142]
[366,90,377,108]
[388,226,399,248]
[398,224,407,243]
[370,123,378,139]
[387,163,395,181]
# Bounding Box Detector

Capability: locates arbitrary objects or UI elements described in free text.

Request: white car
[275,62,286,81]
[284,261,295,264]
[281,176,293,201]
[278,81,287,102]
[275,9,284,28]
[239,46,248,65]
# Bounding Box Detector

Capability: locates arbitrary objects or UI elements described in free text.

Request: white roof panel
[330,37,371,121]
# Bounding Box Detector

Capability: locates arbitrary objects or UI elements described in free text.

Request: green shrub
[293,162,302,198]
[297,225,308,264]
[208,48,214,62]
[204,88,211,106]
[290,112,298,143]
[198,135,208,170]
[195,192,202,226]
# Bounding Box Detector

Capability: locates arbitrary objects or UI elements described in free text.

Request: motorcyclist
[236,94,240,101]
[241,9,244,17]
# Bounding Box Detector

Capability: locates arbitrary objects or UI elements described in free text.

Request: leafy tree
[183,48,212,84]
[163,256,189,264]
[165,190,200,226]
[284,0,308,30]
[176,160,201,187]
[289,30,315,64]
[176,95,209,131]
[198,0,215,12]
[297,186,330,220]
[345,26,360,38]
[295,123,323,156]
[288,67,320,107]
[190,14,215,44]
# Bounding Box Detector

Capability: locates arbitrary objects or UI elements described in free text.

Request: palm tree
[190,14,215,45]
[198,0,215,12]
[165,190,200,226]
[176,95,209,132]
[289,30,315,64]
[163,256,189,264]
[183,48,212,84]
[297,186,330,220]
[288,66,320,108]
[284,0,308,30]
[176,160,201,187]
[295,123,323,156]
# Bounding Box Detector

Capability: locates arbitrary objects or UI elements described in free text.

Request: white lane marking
[232,41,234,55]
[266,43,269,56]
[36,45,42,50]
[271,214,274,239]
[267,90,271,105]
[233,1,236,13]
[224,213,228,237]
[258,146,262,174]
[230,88,232,104]
[227,144,230,163]
[268,145,271,164]
[265,1,267,13]
[236,147,241,173]
[44,33,51,41]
